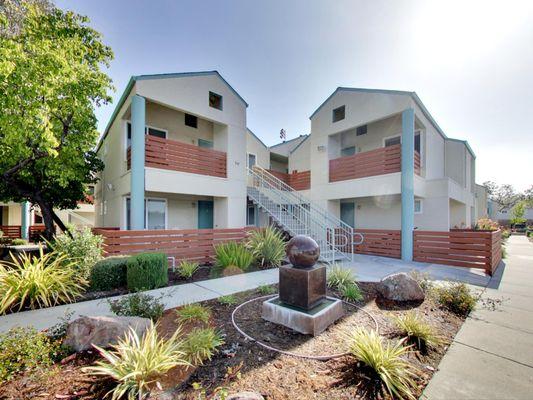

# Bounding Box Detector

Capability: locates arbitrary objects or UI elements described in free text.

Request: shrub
[258,284,276,295]
[84,323,188,400]
[109,293,165,321]
[183,327,224,366]
[345,328,418,400]
[327,264,356,290]
[0,327,62,383]
[246,227,285,267]
[50,226,103,279]
[218,294,238,306]
[341,283,364,302]
[46,309,75,341]
[178,260,199,279]
[432,282,476,316]
[90,256,129,291]
[391,311,441,350]
[214,242,253,271]
[475,218,499,231]
[176,303,211,324]
[126,253,168,292]
[0,248,87,314]
[408,270,433,292]
[11,238,28,246]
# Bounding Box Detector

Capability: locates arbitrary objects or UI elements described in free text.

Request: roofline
[246,128,268,149]
[96,71,247,152]
[269,134,309,148]
[289,134,310,154]
[445,137,476,159]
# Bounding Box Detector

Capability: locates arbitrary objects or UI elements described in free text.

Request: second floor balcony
[329,144,421,183]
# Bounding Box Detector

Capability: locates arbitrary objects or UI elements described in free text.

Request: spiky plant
[345,328,419,400]
[258,284,276,295]
[246,226,286,267]
[0,248,87,314]
[84,323,188,400]
[214,242,254,270]
[218,295,238,306]
[390,311,441,350]
[182,327,224,366]
[177,260,199,279]
[327,264,356,290]
[341,283,364,302]
[176,303,211,324]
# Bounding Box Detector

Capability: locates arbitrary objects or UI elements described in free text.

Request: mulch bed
[0,282,466,400]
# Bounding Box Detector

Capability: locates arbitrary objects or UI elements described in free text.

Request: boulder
[378,272,425,302]
[63,315,151,352]
[226,393,265,400]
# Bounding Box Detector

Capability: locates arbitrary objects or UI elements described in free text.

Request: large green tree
[0,2,113,238]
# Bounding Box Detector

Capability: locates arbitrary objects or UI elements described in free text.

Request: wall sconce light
[317,145,326,152]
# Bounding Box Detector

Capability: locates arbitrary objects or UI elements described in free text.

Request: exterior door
[340,202,355,228]
[198,200,214,229]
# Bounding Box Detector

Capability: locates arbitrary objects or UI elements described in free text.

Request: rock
[63,316,151,352]
[226,392,265,400]
[378,272,425,302]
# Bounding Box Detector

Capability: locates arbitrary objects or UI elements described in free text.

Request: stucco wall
[246,130,269,169]
[288,137,311,172]
[445,140,466,187]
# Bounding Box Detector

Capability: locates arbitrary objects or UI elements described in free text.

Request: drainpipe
[21,201,30,240]
[401,108,415,261]
[130,95,145,230]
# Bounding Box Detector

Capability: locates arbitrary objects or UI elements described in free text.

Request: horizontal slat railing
[97,228,252,264]
[414,229,502,275]
[0,225,21,239]
[267,170,311,191]
[128,136,227,178]
[334,228,401,259]
[329,144,421,182]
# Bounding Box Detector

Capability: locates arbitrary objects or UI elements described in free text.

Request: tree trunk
[51,209,70,236]
[34,199,56,242]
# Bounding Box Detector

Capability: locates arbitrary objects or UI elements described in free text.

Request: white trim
[414,198,423,214]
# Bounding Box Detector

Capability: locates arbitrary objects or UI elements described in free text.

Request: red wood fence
[267,169,311,190]
[128,136,227,178]
[0,225,21,239]
[334,228,401,259]
[329,144,421,182]
[97,228,252,264]
[414,229,502,275]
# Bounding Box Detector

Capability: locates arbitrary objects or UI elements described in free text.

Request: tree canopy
[483,181,533,212]
[0,2,113,238]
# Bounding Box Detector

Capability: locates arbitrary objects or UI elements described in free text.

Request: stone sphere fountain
[261,235,344,336]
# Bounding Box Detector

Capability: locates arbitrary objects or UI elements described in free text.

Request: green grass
[175,304,211,324]
[218,295,239,306]
[341,283,364,302]
[258,284,276,295]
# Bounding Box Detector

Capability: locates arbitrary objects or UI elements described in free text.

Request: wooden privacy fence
[414,229,502,275]
[98,228,252,264]
[0,225,21,239]
[334,228,402,259]
[267,169,311,190]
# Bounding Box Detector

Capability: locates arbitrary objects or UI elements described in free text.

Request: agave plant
[214,242,254,270]
[84,323,189,400]
[0,248,87,314]
[246,226,286,267]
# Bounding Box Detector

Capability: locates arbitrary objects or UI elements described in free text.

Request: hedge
[126,253,168,292]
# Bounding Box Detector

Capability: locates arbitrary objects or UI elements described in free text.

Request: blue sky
[56,0,533,190]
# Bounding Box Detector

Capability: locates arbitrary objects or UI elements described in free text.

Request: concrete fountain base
[262,296,344,336]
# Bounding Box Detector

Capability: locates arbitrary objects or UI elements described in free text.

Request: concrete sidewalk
[423,235,533,400]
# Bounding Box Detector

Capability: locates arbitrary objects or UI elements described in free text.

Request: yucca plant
[176,303,211,324]
[327,264,355,290]
[183,327,224,367]
[391,312,441,351]
[246,226,286,267]
[0,248,87,314]
[84,323,188,400]
[214,242,254,270]
[345,328,419,400]
[341,283,364,302]
[177,260,199,279]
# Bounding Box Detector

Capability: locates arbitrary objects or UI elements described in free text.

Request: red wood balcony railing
[267,170,311,190]
[128,136,227,178]
[329,144,421,183]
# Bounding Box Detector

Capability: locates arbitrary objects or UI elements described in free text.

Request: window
[415,133,421,153]
[341,146,356,157]
[126,123,167,148]
[247,205,256,226]
[332,105,345,122]
[414,199,423,214]
[198,139,213,149]
[248,153,256,169]
[356,125,367,136]
[209,91,223,110]
[125,197,167,230]
[384,136,401,147]
[185,113,198,128]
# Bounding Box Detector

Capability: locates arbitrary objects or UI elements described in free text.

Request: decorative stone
[63,315,151,352]
[378,272,425,302]
[226,392,265,400]
[279,264,326,310]
[285,235,320,268]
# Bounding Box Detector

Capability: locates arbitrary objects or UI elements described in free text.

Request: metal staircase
[247,166,363,264]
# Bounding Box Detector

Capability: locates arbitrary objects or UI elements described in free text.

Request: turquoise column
[401,108,415,261]
[130,95,145,230]
[21,201,29,240]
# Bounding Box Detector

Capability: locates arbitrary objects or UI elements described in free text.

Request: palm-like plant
[246,226,286,267]
[345,328,419,400]
[177,260,199,279]
[214,242,254,270]
[391,312,442,350]
[183,327,224,366]
[327,264,356,290]
[0,248,86,314]
[84,323,189,400]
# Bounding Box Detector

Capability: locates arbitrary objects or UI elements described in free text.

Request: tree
[483,181,522,212]
[510,201,526,226]
[0,0,53,37]
[0,3,113,239]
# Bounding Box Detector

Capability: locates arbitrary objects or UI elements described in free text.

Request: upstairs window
[414,199,423,214]
[126,122,167,147]
[185,113,198,128]
[209,91,223,110]
[341,146,356,157]
[384,136,401,147]
[332,105,345,122]
[356,125,367,136]
[415,133,421,153]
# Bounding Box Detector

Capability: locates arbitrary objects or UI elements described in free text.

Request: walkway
[0,252,491,334]
[423,235,533,400]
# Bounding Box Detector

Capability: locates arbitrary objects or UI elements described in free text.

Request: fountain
[262,235,344,335]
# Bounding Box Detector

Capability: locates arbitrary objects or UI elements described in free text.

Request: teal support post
[21,201,29,240]
[401,108,415,261]
[130,95,145,230]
